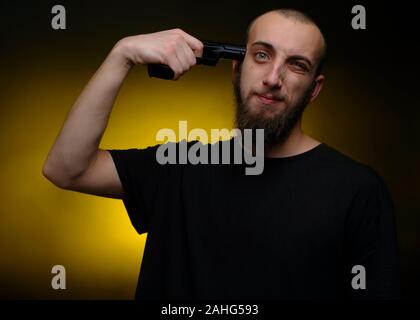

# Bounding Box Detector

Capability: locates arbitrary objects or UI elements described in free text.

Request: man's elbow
[42,163,73,189]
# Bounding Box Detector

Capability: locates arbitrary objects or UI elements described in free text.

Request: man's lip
[255,94,282,104]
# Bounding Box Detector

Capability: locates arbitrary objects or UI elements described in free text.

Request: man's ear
[309,74,325,103]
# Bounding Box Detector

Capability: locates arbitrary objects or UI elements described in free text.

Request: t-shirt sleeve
[107,144,164,235]
[344,168,401,299]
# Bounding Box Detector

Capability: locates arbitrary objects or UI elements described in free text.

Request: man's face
[233,12,325,147]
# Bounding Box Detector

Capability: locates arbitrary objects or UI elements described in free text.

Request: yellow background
[1,0,418,299]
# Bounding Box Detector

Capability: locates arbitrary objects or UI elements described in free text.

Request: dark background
[0,0,419,299]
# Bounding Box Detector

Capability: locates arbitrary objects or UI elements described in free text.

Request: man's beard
[233,63,314,149]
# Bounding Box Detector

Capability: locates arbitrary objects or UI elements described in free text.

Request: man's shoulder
[317,143,387,191]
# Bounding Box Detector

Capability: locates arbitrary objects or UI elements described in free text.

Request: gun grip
[147,64,175,80]
[147,57,214,80]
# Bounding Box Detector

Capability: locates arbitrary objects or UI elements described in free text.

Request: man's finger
[173,28,204,58]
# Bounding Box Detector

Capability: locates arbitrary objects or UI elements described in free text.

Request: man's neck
[264,123,321,158]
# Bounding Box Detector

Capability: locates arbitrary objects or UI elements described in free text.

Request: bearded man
[43,9,400,300]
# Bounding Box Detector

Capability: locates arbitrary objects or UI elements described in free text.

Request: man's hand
[115,29,204,80]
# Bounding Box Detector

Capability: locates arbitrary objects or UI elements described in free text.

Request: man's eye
[255,52,269,60]
[290,61,308,71]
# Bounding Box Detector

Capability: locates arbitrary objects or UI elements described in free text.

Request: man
[42,9,400,299]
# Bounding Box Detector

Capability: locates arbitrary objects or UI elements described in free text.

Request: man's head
[233,9,326,148]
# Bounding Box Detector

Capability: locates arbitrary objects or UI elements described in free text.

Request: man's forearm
[43,42,132,185]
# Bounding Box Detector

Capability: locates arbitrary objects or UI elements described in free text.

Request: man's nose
[262,63,286,88]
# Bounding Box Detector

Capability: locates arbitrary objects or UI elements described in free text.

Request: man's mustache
[252,91,286,102]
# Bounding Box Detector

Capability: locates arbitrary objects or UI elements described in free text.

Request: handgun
[147,40,246,80]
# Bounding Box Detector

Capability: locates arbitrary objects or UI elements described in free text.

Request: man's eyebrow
[251,41,314,68]
[251,41,275,51]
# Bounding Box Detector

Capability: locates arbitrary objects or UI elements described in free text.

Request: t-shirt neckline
[264,143,326,161]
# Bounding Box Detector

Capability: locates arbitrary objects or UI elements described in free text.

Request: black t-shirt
[108,139,400,300]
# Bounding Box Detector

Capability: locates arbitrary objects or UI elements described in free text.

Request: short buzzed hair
[246,8,327,76]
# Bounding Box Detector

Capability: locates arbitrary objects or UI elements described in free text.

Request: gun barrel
[202,41,246,61]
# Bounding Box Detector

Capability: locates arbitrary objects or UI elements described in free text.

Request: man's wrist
[109,39,135,71]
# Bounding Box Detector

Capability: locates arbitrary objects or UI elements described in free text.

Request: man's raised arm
[42,29,203,198]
